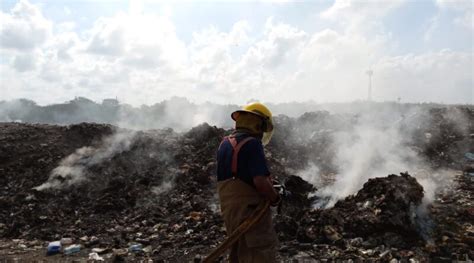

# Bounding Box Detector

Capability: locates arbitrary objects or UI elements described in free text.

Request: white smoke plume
[300,105,470,209]
[0,97,238,132]
[314,122,423,208]
[413,168,458,243]
[298,162,322,187]
[35,131,137,191]
[115,97,236,131]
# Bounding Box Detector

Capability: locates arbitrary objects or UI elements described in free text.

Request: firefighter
[216,102,280,262]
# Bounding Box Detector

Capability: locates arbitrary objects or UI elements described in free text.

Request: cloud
[454,12,473,29]
[320,0,407,40]
[86,16,127,56]
[436,0,473,30]
[12,52,37,72]
[0,0,472,105]
[259,18,307,68]
[86,13,187,69]
[374,50,473,103]
[321,0,406,20]
[0,0,52,51]
[436,0,472,11]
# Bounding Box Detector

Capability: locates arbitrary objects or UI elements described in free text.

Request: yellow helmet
[231,102,274,145]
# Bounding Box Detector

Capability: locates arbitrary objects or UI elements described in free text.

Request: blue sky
[0,0,472,105]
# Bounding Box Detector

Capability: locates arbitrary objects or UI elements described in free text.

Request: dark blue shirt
[216,133,270,187]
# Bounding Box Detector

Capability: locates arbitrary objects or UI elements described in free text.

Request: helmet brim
[231,110,266,121]
[231,110,273,132]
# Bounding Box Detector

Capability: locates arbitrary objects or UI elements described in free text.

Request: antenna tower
[366,70,373,101]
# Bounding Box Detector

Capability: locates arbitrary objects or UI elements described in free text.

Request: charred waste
[0,104,473,262]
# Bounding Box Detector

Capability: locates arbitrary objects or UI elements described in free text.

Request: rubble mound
[337,173,424,238]
[274,175,316,242]
[299,173,425,248]
[0,122,228,261]
[0,118,472,261]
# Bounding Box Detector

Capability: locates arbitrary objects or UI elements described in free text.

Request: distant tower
[366,70,373,101]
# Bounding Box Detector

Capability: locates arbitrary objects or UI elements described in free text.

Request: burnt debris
[0,105,473,261]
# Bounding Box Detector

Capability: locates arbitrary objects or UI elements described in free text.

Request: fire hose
[203,200,271,263]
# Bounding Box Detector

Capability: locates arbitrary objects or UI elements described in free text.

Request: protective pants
[217,178,279,263]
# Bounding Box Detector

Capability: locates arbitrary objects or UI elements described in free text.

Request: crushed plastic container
[64,244,81,255]
[47,241,61,255]
[128,244,143,252]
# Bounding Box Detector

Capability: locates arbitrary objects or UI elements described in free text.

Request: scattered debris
[89,252,104,261]
[0,105,473,261]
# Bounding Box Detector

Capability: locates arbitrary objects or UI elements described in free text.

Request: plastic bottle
[47,241,61,255]
[64,244,81,255]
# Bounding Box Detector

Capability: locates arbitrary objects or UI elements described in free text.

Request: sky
[0,0,472,106]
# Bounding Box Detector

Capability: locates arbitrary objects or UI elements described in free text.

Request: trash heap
[0,122,228,261]
[0,105,473,262]
[276,172,472,262]
[285,173,425,260]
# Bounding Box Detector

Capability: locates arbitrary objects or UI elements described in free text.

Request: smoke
[416,169,457,204]
[35,131,137,191]
[115,97,237,131]
[17,98,472,206]
[297,105,472,209]
[151,181,173,195]
[3,97,460,132]
[0,99,35,122]
[209,194,221,214]
[31,97,235,193]
[413,168,457,243]
[298,162,322,187]
[314,118,424,208]
[0,97,239,131]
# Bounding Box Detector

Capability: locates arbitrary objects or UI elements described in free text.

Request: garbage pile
[0,122,227,261]
[0,106,473,262]
[283,173,424,260]
[298,173,423,243]
[274,172,473,262]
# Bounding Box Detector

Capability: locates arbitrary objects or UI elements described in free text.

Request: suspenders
[220,135,254,179]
